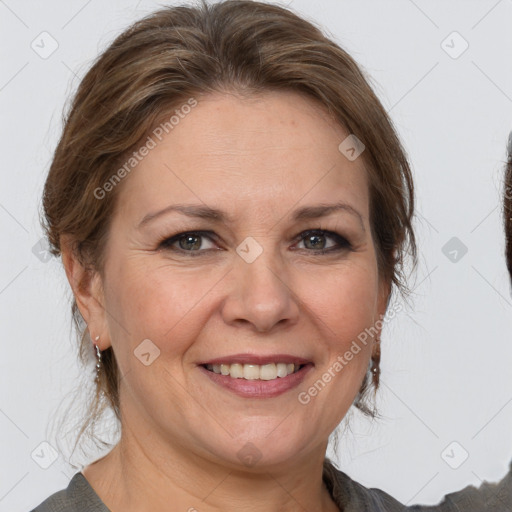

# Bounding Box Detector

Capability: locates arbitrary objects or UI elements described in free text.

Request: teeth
[205,362,301,380]
[243,364,260,380]
[230,363,243,378]
[260,363,277,381]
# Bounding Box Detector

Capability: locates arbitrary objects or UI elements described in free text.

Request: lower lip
[198,364,314,398]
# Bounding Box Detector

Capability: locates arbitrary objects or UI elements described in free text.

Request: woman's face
[92,90,388,470]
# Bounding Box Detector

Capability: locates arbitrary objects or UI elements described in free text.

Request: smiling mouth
[202,362,305,380]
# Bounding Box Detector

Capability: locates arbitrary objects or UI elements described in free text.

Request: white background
[1,0,512,510]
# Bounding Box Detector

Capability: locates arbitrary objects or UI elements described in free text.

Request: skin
[63,90,389,512]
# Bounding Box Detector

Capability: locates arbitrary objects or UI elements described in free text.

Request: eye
[157,229,352,256]
[158,231,218,255]
[294,229,352,253]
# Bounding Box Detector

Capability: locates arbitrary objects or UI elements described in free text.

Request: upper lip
[198,354,313,366]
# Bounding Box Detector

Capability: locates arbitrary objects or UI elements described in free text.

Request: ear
[377,277,392,320]
[61,235,111,350]
[373,277,391,349]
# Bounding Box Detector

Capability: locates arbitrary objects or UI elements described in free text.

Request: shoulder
[323,458,405,511]
[30,473,110,512]
[406,460,512,512]
[324,458,512,512]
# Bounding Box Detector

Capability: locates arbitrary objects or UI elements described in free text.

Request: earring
[370,338,381,388]
[93,335,102,384]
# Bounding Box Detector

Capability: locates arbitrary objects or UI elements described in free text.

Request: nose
[220,245,300,333]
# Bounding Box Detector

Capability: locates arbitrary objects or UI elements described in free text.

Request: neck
[82,422,339,512]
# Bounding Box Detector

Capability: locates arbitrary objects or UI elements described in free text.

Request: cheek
[306,262,379,392]
[102,263,217,412]
[104,260,221,363]
[305,261,379,335]
[293,264,379,430]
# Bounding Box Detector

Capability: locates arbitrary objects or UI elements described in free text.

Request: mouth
[202,362,305,380]
[197,355,313,398]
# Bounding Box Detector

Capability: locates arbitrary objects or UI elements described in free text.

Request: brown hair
[40,0,416,454]
[505,132,512,279]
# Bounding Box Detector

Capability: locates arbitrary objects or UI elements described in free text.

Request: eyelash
[157,229,352,256]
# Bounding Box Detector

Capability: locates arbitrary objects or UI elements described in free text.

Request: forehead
[114,90,369,224]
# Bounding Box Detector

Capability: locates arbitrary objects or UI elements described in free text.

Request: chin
[198,423,316,472]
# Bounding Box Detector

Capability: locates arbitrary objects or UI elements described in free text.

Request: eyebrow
[137,202,365,230]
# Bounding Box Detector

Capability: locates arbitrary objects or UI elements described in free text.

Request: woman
[31,1,512,510]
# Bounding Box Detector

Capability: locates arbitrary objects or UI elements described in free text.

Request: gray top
[30,459,512,511]
[30,472,108,512]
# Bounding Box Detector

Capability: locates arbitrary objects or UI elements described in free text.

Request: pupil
[307,234,325,250]
[181,235,200,250]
